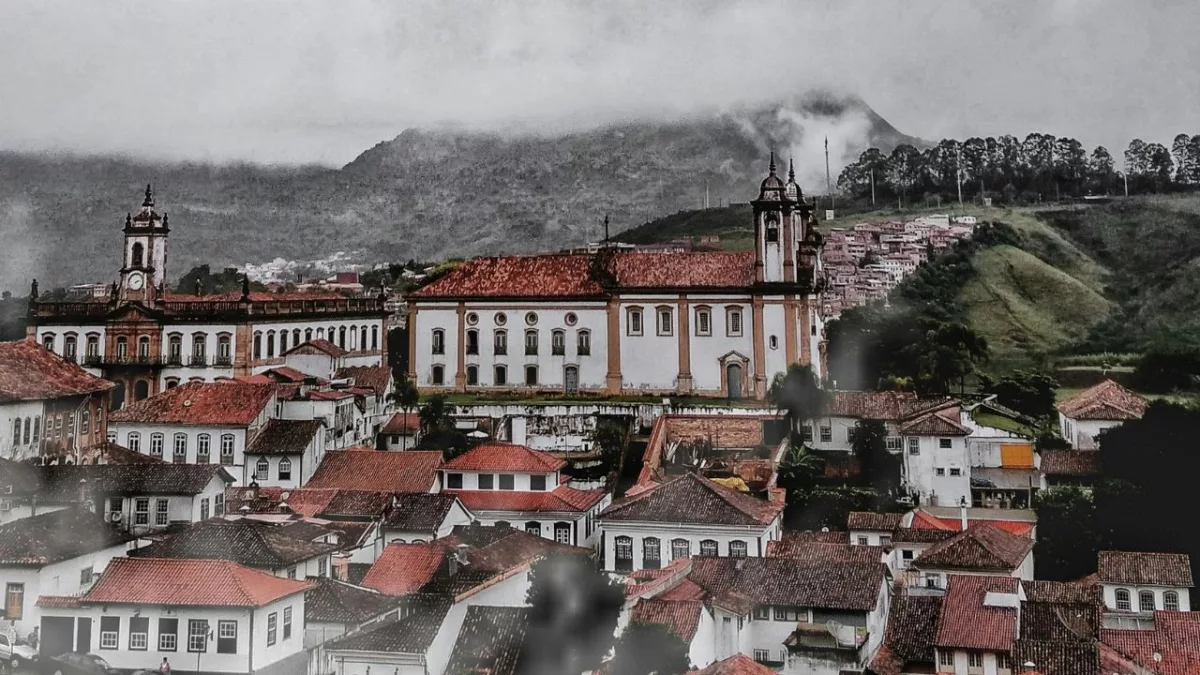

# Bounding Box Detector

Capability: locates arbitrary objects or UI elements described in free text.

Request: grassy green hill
[626,195,1200,375]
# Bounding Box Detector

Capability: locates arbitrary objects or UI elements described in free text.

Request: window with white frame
[968,652,983,667]
[155,499,169,526]
[726,308,743,336]
[551,329,565,355]
[283,606,292,640]
[774,606,801,621]
[220,434,235,465]
[819,425,832,442]
[1165,591,1180,611]
[886,436,902,451]
[100,616,119,649]
[129,616,149,650]
[949,467,962,476]
[494,329,508,355]
[215,620,237,653]
[695,307,711,336]
[135,498,150,525]
[150,433,164,457]
[656,307,673,336]
[643,537,661,568]
[699,539,718,556]
[627,307,643,336]
[1140,590,1155,612]
[255,458,269,481]
[939,649,953,666]
[158,618,177,651]
[215,493,224,516]
[431,329,445,355]
[729,540,747,558]
[319,556,328,577]
[187,620,208,652]
[554,522,571,544]
[200,497,210,520]
[197,434,210,462]
[753,649,770,663]
[524,329,538,355]
[908,437,920,455]
[173,433,187,462]
[278,457,292,481]
[939,438,953,449]
[266,613,277,646]
[576,330,591,355]
[671,538,690,560]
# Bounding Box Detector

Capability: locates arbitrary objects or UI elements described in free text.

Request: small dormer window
[530,475,547,491]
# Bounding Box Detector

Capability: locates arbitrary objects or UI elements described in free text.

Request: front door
[40,617,75,658]
[727,363,742,399]
[564,366,579,394]
[75,617,91,654]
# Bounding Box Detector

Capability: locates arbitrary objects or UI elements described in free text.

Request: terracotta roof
[1042,450,1102,476]
[95,441,163,464]
[335,366,391,396]
[688,556,886,612]
[382,412,420,435]
[284,338,348,357]
[934,575,1020,651]
[892,527,959,544]
[908,509,1037,537]
[83,557,311,607]
[34,463,232,500]
[305,448,442,492]
[600,473,783,527]
[773,529,850,544]
[305,577,403,624]
[320,490,395,518]
[1057,380,1148,421]
[164,290,356,303]
[609,251,755,289]
[765,536,883,564]
[914,523,1034,571]
[441,442,566,473]
[448,485,606,514]
[381,493,463,532]
[324,594,453,653]
[1013,640,1101,675]
[827,390,954,420]
[695,655,778,675]
[869,595,943,675]
[1102,611,1200,675]
[847,511,904,531]
[413,254,604,298]
[247,419,324,455]
[0,507,135,565]
[346,562,371,585]
[1020,599,1100,643]
[452,526,586,573]
[631,598,704,641]
[109,381,275,426]
[444,606,531,675]
[1097,551,1193,587]
[0,339,114,402]
[361,543,447,595]
[130,519,338,568]
[1023,579,1101,606]
[897,410,971,436]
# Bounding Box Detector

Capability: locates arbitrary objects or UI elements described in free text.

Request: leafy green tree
[416,395,469,458]
[1143,142,1174,192]
[1133,348,1200,393]
[588,420,627,475]
[524,553,625,675]
[176,264,266,295]
[1172,133,1193,183]
[610,622,691,675]
[387,372,420,450]
[767,364,831,437]
[1034,486,1097,581]
[887,144,924,205]
[853,419,900,496]
[979,370,1059,420]
[1087,146,1115,193]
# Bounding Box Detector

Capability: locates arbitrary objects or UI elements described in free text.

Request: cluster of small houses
[821,215,978,318]
[0,332,1193,675]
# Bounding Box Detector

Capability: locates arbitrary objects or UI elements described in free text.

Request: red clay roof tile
[83,557,311,607]
[305,448,442,492]
[1057,380,1147,421]
[601,473,783,527]
[631,598,704,642]
[1097,551,1193,587]
[914,523,1034,571]
[447,485,606,514]
[695,655,778,675]
[441,443,566,473]
[109,381,275,426]
[363,543,447,596]
[1102,611,1200,675]
[934,575,1020,651]
[382,412,420,435]
[0,339,114,403]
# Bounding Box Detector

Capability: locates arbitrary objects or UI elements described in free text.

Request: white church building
[408,156,826,400]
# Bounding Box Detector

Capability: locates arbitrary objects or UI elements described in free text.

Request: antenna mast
[603,214,610,244]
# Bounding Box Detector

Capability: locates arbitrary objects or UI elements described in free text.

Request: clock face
[127,273,145,290]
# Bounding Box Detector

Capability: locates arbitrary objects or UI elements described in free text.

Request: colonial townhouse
[35,557,311,675]
[27,186,387,407]
[379,493,475,546]
[1096,551,1192,618]
[129,518,339,579]
[961,401,1038,510]
[623,553,890,674]
[438,443,609,547]
[32,462,233,533]
[0,339,115,463]
[328,524,585,675]
[802,391,954,453]
[243,419,326,489]
[408,157,825,401]
[303,577,404,675]
[897,406,973,508]
[304,447,443,493]
[907,524,1035,592]
[380,412,421,450]
[0,507,138,638]
[598,472,785,573]
[108,381,276,482]
[1056,379,1148,450]
[930,575,1022,675]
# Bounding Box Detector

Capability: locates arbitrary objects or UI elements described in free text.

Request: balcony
[577,345,591,356]
[525,345,538,356]
[189,355,208,367]
[215,356,233,367]
[84,354,169,367]
[552,345,565,356]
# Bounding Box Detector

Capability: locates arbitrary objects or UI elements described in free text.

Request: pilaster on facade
[406,302,419,381]
[676,295,693,393]
[605,299,622,394]
[454,303,467,392]
[751,297,767,399]
[783,297,798,366]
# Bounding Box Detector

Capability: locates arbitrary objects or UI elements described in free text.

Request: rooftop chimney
[960,498,969,531]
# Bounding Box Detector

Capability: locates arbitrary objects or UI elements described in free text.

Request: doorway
[726,363,743,399]
[564,366,579,395]
[75,617,91,654]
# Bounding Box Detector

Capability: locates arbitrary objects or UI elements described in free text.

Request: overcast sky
[0,0,1196,166]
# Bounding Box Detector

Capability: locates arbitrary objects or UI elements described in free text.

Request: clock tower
[119,185,170,305]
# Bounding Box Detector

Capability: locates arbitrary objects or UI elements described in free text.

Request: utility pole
[870,168,876,207]
[705,182,710,209]
[956,145,964,207]
[603,214,610,243]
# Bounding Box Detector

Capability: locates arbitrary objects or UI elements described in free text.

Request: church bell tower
[119,184,170,304]
[751,154,814,285]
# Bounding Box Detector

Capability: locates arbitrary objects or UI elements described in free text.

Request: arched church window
[765,213,780,243]
[131,242,144,267]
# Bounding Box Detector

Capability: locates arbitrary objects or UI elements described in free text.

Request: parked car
[38,653,119,675]
[0,631,37,671]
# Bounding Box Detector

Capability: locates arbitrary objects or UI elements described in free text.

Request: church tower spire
[119,184,171,305]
